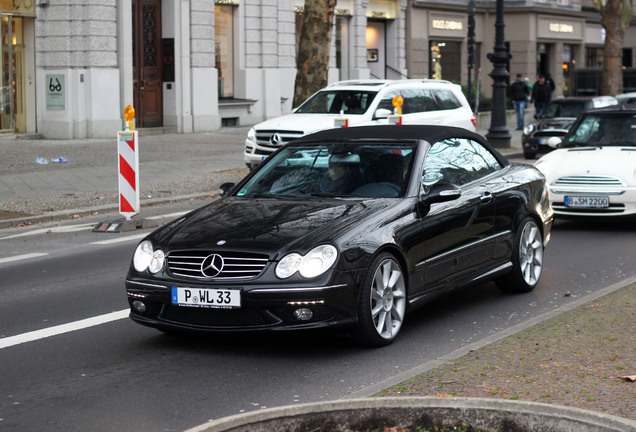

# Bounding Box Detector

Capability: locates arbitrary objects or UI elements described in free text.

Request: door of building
[132,0,162,128]
[1,15,25,133]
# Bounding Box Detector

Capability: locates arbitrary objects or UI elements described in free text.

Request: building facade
[408,0,632,100]
[2,0,407,139]
[0,0,631,139]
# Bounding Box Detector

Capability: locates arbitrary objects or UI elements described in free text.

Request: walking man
[509,73,530,130]
[531,75,552,118]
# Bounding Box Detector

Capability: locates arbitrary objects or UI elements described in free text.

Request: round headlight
[148,249,165,274]
[299,245,338,278]
[276,253,302,279]
[276,245,338,279]
[133,240,154,272]
[523,124,535,135]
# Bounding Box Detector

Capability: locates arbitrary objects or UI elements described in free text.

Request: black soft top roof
[294,125,509,167]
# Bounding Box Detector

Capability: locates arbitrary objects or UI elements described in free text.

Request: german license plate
[564,196,609,208]
[171,287,241,309]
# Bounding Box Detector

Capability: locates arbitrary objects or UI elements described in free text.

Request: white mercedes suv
[244,79,476,169]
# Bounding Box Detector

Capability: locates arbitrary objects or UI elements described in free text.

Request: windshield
[295,90,378,115]
[235,142,415,198]
[565,112,636,147]
[542,101,586,118]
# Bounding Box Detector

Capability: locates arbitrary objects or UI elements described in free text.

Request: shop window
[429,40,461,83]
[215,5,234,98]
[586,47,603,68]
[623,48,632,68]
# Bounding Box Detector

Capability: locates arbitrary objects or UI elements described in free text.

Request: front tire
[497,217,544,293]
[351,253,407,347]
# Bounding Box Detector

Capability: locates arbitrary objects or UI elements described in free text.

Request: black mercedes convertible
[126,125,553,346]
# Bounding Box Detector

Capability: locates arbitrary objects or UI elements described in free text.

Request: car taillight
[471,115,477,127]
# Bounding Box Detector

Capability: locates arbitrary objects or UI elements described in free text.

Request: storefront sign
[538,16,582,39]
[46,74,65,111]
[0,0,36,15]
[549,22,574,33]
[214,0,239,5]
[367,0,397,20]
[432,19,463,31]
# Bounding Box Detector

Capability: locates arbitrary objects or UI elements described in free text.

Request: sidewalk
[0,123,523,227]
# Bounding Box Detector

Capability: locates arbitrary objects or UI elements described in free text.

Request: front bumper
[522,133,566,156]
[126,273,361,333]
[243,139,275,169]
[548,187,636,217]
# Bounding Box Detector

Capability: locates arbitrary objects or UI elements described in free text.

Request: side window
[422,138,501,189]
[433,90,462,110]
[377,90,399,112]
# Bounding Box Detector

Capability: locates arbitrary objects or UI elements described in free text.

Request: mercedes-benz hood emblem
[201,254,224,278]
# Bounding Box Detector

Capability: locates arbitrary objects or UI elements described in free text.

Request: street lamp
[485,0,511,148]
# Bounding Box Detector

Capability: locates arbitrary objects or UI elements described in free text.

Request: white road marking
[90,233,147,245]
[148,211,187,220]
[0,223,95,240]
[0,309,129,350]
[0,210,186,241]
[0,253,49,264]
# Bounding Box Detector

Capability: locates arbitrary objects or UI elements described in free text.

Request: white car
[244,79,476,169]
[535,106,636,217]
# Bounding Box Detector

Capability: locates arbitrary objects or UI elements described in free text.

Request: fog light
[132,300,147,313]
[293,308,313,321]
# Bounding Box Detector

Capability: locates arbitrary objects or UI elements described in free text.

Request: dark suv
[522,96,617,159]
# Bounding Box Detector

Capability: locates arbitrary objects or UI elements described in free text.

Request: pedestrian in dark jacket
[531,75,551,118]
[508,73,531,129]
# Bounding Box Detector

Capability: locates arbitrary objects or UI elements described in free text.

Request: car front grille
[255,130,304,149]
[167,250,269,280]
[533,130,567,138]
[553,176,625,187]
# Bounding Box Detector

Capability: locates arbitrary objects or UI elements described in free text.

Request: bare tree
[292,0,337,108]
[592,0,632,95]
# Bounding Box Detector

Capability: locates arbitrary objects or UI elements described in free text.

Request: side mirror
[219,182,236,197]
[373,108,392,120]
[547,136,562,149]
[417,183,462,216]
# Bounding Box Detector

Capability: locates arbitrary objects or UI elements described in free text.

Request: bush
[461,82,493,112]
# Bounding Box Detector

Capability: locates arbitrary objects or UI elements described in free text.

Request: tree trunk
[601,0,626,95]
[292,0,336,108]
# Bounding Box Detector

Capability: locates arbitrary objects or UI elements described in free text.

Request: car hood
[536,117,576,131]
[149,197,398,257]
[253,113,370,134]
[537,146,636,184]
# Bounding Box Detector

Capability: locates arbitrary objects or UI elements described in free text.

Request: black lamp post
[485,0,511,148]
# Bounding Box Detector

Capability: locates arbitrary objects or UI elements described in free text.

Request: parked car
[535,105,636,217]
[127,125,553,346]
[243,79,476,169]
[522,96,618,159]
[616,92,636,105]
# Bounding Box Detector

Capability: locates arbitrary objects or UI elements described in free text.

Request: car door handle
[480,191,493,203]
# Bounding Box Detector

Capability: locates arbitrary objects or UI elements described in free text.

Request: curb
[183,397,636,432]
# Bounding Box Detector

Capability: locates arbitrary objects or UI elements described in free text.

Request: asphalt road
[1,198,635,432]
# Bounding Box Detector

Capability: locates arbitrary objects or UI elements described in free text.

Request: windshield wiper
[309,193,359,198]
